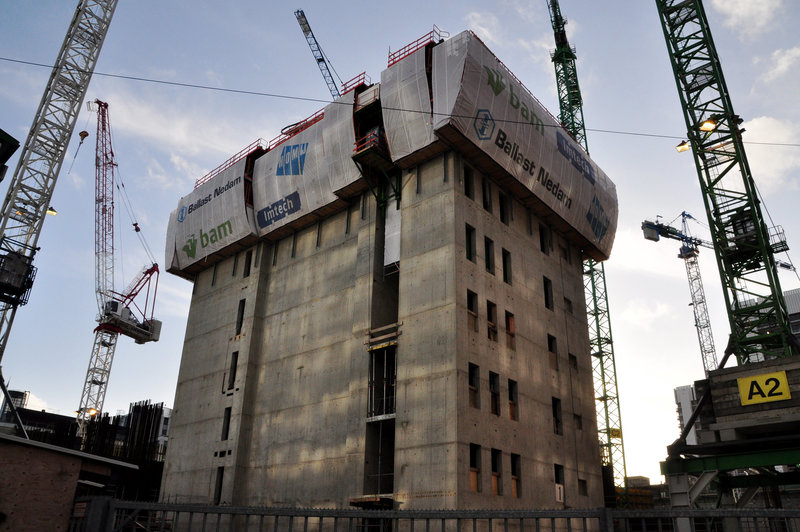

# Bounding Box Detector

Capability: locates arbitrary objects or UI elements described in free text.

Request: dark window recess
[499,192,511,225]
[544,277,554,310]
[548,334,558,354]
[227,351,238,390]
[467,290,478,332]
[579,478,588,496]
[502,249,512,285]
[484,237,495,274]
[464,165,475,199]
[508,379,518,421]
[232,253,239,276]
[214,467,224,505]
[540,224,552,254]
[221,407,232,440]
[552,397,563,435]
[368,346,396,417]
[466,225,477,262]
[564,297,573,314]
[505,311,515,350]
[489,372,500,415]
[291,232,297,258]
[569,353,578,372]
[491,448,502,495]
[243,250,252,278]
[469,363,480,408]
[554,463,565,485]
[235,299,246,335]
[487,300,498,341]
[560,245,571,264]
[574,414,583,431]
[482,177,492,212]
[272,242,279,266]
[211,263,218,286]
[316,221,323,248]
[470,443,482,492]
[511,453,521,498]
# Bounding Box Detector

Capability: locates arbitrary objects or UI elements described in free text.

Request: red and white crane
[76,100,161,434]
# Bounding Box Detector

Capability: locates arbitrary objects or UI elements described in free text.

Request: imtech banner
[431,31,618,259]
[252,91,361,237]
[165,158,257,272]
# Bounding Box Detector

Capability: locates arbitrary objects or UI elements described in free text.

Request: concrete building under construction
[160,30,618,509]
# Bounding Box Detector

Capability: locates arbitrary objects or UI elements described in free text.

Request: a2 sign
[737,370,792,406]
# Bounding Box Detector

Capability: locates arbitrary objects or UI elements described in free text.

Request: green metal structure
[655,0,797,364]
[546,0,628,493]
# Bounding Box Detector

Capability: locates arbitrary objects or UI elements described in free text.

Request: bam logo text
[183,219,234,259]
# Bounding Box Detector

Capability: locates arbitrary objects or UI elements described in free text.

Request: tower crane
[546,0,628,498]
[0,0,118,436]
[642,212,718,374]
[76,100,162,435]
[656,0,798,364]
[295,9,342,100]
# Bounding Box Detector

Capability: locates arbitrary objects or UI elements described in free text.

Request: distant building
[674,385,699,445]
[161,30,618,509]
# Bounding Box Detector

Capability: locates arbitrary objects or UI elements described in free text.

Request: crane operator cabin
[162,30,618,509]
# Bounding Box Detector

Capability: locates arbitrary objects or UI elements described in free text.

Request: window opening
[552,397,563,435]
[468,363,480,408]
[489,372,500,415]
[502,249,512,285]
[466,225,476,262]
[487,300,498,341]
[491,448,502,495]
[544,277,554,310]
[368,347,397,417]
[469,444,481,492]
[508,379,518,421]
[511,454,521,497]
[221,407,232,440]
[464,165,474,199]
[505,311,515,350]
[227,351,238,390]
[484,237,495,274]
[235,299,246,335]
[482,177,492,212]
[467,290,478,332]
[243,250,252,277]
[540,224,552,254]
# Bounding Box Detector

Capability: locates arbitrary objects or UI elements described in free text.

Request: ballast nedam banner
[431,31,618,259]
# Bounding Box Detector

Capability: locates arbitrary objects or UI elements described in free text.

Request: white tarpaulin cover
[251,91,361,237]
[165,157,257,271]
[381,46,435,161]
[432,31,618,259]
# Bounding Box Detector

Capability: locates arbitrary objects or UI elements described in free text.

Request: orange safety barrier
[194,138,266,189]
[388,25,449,67]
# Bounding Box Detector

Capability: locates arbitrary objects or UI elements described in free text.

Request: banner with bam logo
[429,31,618,261]
[165,157,257,274]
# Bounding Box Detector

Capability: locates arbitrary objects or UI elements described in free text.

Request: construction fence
[68,498,800,532]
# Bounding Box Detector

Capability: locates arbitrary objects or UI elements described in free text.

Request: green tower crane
[546,0,628,501]
[655,0,797,364]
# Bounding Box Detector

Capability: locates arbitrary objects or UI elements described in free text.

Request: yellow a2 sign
[737,371,792,406]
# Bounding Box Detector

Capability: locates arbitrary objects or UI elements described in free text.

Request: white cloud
[465,12,502,46]
[617,298,673,332]
[25,392,48,411]
[762,47,800,82]
[742,116,800,195]
[710,0,782,38]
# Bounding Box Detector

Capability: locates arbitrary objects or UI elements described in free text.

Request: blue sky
[1,0,799,483]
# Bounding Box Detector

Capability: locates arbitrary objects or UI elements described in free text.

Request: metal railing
[69,498,800,532]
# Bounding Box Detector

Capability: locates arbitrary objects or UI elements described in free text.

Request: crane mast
[546,0,628,495]
[295,9,341,100]
[642,213,719,374]
[656,0,797,363]
[0,1,118,435]
[77,101,162,434]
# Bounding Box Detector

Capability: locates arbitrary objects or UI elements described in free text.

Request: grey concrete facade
[161,150,604,510]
